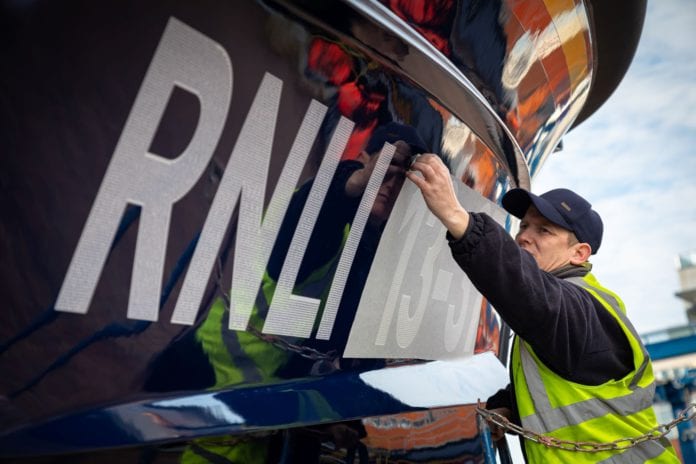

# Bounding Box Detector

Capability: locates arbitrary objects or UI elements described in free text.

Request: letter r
[55,18,232,320]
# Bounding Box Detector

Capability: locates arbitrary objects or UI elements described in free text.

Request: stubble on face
[515,207,577,272]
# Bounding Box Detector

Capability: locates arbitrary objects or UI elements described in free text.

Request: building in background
[676,250,696,324]
[642,250,696,463]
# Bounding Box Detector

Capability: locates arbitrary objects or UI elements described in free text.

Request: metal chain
[476,402,696,453]
[213,257,337,362]
[211,256,696,451]
[245,323,338,361]
[211,258,426,368]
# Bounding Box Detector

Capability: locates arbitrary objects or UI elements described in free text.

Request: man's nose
[516,229,531,245]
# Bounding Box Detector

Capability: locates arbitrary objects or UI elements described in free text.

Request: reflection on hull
[0,0,645,461]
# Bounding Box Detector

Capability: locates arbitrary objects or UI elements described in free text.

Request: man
[406,154,678,463]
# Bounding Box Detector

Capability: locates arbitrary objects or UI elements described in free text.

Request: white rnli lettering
[55,17,505,360]
[55,17,232,321]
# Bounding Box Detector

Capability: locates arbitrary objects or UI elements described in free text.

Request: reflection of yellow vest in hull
[181,438,270,464]
[185,224,350,463]
[195,294,289,388]
[194,223,350,389]
[511,273,679,463]
[183,295,283,464]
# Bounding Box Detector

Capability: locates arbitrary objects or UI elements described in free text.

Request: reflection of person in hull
[268,121,428,363]
[144,123,428,464]
[407,154,679,463]
[145,122,427,387]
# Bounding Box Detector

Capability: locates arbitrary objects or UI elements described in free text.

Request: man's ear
[569,242,592,265]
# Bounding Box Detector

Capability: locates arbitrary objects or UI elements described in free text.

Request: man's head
[362,123,428,223]
[502,188,603,272]
[364,122,428,157]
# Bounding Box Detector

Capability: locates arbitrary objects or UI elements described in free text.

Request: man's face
[370,140,412,224]
[515,206,578,272]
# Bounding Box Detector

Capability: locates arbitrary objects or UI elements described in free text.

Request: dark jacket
[447,212,633,423]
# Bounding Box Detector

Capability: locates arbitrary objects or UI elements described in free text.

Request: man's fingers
[409,152,438,167]
[412,154,448,180]
[409,157,437,181]
[408,153,422,170]
[406,154,449,196]
[405,170,425,189]
[490,425,505,441]
[487,407,512,442]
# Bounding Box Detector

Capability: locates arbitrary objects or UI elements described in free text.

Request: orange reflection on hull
[363,405,479,452]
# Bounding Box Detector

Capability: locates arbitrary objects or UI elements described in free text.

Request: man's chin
[368,205,390,226]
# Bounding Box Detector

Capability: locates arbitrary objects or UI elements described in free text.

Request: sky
[532,0,696,336]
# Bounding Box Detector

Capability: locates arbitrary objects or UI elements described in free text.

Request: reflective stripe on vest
[196,225,350,389]
[596,438,673,464]
[518,276,656,434]
[518,342,655,433]
[512,273,678,463]
[566,276,650,390]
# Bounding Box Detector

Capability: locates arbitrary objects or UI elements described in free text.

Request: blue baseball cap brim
[502,188,603,254]
[503,189,572,230]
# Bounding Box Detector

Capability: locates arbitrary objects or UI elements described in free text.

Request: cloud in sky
[532,0,696,335]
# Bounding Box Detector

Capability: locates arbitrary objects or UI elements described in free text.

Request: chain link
[477,402,696,453]
[245,323,338,361]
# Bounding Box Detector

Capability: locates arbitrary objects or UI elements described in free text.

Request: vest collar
[550,262,591,279]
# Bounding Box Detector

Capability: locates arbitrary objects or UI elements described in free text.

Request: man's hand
[406,154,470,239]
[487,407,512,441]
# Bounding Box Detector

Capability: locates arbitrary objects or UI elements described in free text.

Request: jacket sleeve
[449,213,630,382]
[486,384,512,410]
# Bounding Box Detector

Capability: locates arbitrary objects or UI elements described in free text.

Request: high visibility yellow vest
[195,223,350,389]
[511,273,679,463]
[181,438,270,464]
[182,197,352,463]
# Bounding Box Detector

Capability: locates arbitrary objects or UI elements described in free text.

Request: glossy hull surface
[0,0,644,461]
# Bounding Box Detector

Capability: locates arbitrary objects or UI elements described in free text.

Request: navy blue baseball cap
[502,188,604,254]
[365,122,428,156]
